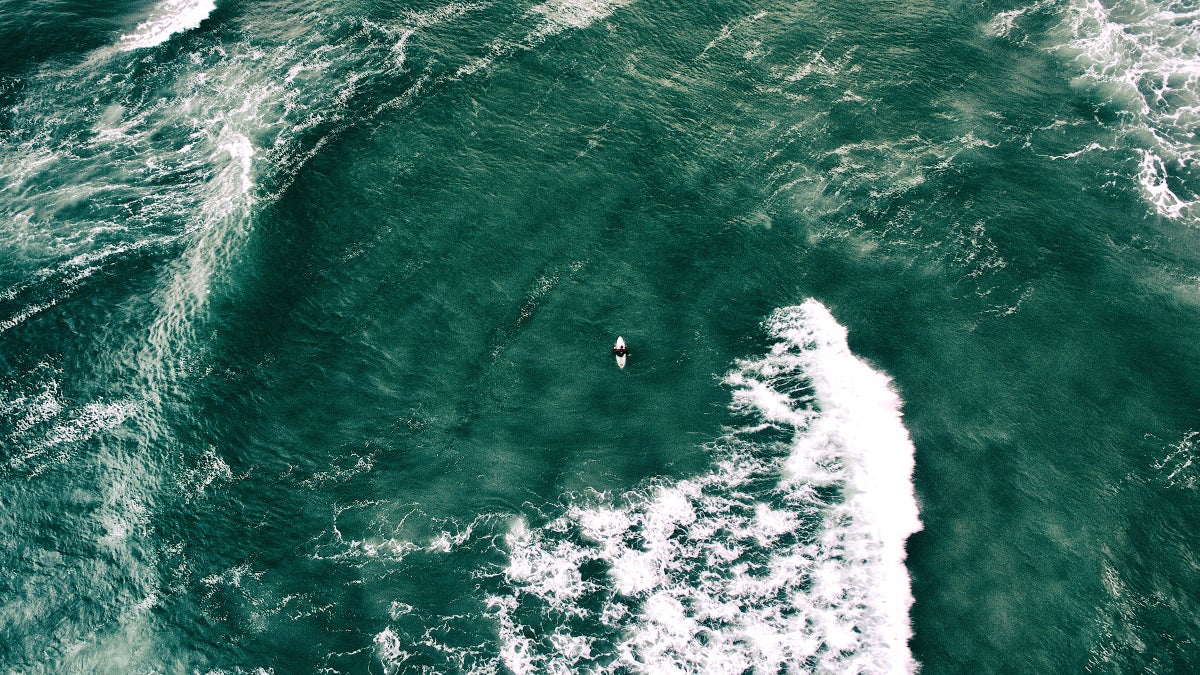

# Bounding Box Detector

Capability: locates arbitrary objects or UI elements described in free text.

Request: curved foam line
[476,300,922,674]
[757,300,923,669]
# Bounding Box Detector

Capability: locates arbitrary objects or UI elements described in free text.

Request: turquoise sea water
[3,0,1200,671]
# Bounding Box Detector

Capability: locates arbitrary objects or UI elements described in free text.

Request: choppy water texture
[2,0,1200,672]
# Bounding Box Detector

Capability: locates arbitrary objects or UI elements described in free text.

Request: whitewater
[4,0,1200,671]
[360,300,921,673]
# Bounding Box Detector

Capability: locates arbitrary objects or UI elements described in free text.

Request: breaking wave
[119,0,217,51]
[372,300,922,673]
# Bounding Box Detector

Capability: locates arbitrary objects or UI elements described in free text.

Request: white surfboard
[614,336,627,369]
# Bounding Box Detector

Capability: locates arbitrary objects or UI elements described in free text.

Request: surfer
[613,336,628,368]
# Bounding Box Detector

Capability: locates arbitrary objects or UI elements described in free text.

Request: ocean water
[2,0,1199,671]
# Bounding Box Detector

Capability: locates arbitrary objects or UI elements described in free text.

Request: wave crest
[119,0,217,51]
[444,300,922,674]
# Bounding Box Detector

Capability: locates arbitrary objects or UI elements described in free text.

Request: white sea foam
[1062,0,1200,221]
[456,0,633,76]
[528,0,633,40]
[987,1,1055,41]
[1154,430,1199,489]
[374,627,410,664]
[0,237,157,336]
[119,0,217,51]
[0,298,58,334]
[1,364,140,476]
[471,300,921,674]
[177,447,235,499]
[997,0,1200,222]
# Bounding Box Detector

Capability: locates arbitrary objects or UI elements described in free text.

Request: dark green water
[3,0,1200,672]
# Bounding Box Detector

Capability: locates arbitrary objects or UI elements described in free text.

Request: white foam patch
[1136,146,1189,220]
[119,0,217,51]
[177,447,235,499]
[374,627,411,665]
[456,0,633,76]
[2,364,140,477]
[987,1,1055,41]
[309,503,499,568]
[480,300,921,674]
[1064,0,1200,221]
[1154,430,1199,489]
[999,0,1200,221]
[528,0,633,40]
[1087,559,1152,670]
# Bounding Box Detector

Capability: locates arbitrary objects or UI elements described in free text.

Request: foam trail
[999,0,1200,221]
[476,300,921,674]
[119,0,217,51]
[1062,0,1200,221]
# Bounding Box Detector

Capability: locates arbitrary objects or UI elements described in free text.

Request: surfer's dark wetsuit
[613,346,628,357]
